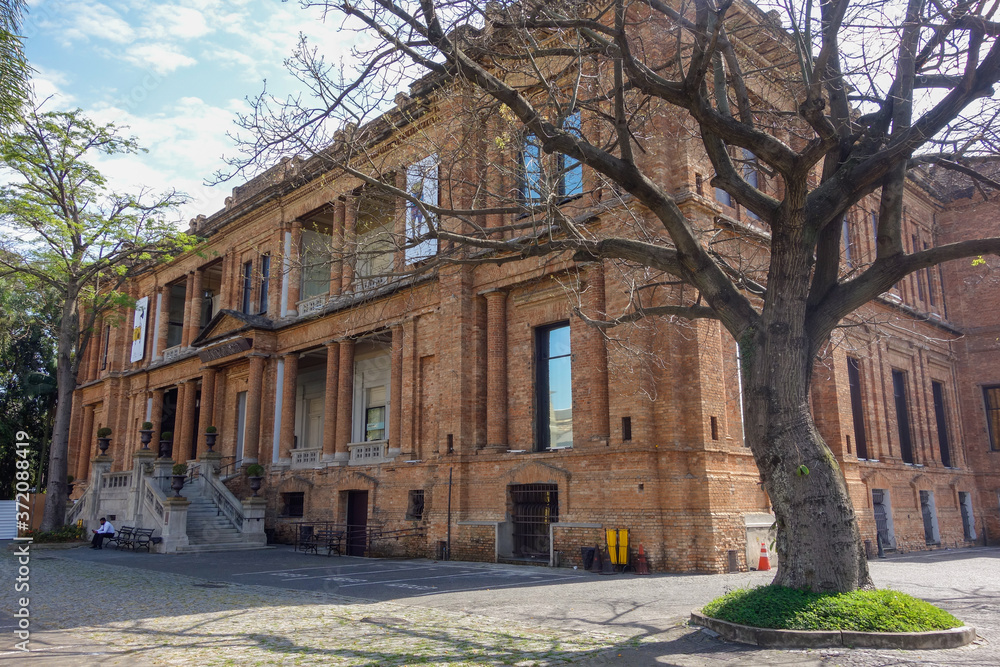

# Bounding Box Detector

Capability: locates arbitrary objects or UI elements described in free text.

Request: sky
[21,0,360,225]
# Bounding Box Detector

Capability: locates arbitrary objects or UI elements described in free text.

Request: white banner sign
[130,296,149,362]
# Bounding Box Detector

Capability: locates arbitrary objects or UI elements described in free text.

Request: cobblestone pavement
[0,545,996,666]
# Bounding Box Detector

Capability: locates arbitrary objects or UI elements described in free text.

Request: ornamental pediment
[191,309,274,348]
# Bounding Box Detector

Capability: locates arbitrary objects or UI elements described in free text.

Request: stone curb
[690,611,977,649]
[4,540,89,551]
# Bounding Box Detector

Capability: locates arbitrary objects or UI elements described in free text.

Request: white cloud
[29,66,77,106]
[56,1,135,45]
[141,5,212,41]
[124,43,197,75]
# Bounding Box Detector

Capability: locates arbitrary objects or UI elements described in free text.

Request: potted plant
[158,431,173,459]
[204,425,218,452]
[96,427,112,455]
[170,463,187,497]
[139,421,154,449]
[246,463,265,497]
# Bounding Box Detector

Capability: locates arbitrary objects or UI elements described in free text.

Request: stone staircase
[174,492,269,554]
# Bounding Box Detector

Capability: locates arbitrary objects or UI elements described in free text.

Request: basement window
[281,492,305,518]
[406,490,425,521]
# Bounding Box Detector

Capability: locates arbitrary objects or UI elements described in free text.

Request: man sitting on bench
[91,517,115,550]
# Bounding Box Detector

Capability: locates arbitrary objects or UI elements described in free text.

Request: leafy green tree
[0,107,193,529]
[0,277,57,498]
[0,0,31,132]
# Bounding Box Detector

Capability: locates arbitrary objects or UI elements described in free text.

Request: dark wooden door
[346,490,368,556]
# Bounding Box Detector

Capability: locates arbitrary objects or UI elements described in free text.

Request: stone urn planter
[96,427,112,455]
[246,463,265,497]
[158,432,173,459]
[204,426,218,453]
[139,422,154,450]
[171,463,187,497]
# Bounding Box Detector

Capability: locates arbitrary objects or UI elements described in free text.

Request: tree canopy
[0,107,193,529]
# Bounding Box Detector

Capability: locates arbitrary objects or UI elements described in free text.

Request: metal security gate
[510,484,558,560]
[872,489,892,549]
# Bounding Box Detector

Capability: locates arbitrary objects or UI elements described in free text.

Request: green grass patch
[701,585,963,632]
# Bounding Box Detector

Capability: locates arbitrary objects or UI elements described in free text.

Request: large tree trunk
[738,181,873,593]
[39,296,79,531]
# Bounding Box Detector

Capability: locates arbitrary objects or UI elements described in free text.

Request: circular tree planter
[690,611,977,650]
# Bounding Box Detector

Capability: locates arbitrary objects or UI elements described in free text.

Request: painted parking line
[260,564,454,582]
[414,574,583,597]
[337,569,556,588]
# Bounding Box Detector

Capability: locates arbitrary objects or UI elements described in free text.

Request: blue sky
[22,0,358,224]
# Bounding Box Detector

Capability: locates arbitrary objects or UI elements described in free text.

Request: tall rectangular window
[535,323,573,450]
[912,234,926,302]
[741,149,759,220]
[166,282,186,348]
[241,260,253,314]
[101,325,111,371]
[843,219,854,268]
[301,221,334,298]
[405,155,439,263]
[931,381,952,467]
[258,254,270,314]
[984,385,1000,451]
[847,357,869,460]
[521,133,544,202]
[892,369,914,463]
[560,112,583,197]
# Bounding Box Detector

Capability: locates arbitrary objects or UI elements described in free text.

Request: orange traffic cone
[757,542,771,571]
[636,544,650,575]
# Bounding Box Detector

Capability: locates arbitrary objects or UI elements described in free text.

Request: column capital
[322,338,340,348]
[479,288,507,299]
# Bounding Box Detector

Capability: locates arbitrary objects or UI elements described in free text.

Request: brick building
[65,11,1000,569]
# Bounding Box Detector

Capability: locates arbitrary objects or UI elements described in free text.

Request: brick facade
[67,55,1000,574]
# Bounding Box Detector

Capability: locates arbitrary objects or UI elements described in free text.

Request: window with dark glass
[892,369,914,463]
[535,323,573,450]
[258,254,270,314]
[932,381,952,467]
[241,260,253,314]
[406,490,425,520]
[166,282,186,347]
[847,357,869,460]
[984,385,1000,451]
[281,492,304,517]
[101,325,110,370]
[741,149,759,220]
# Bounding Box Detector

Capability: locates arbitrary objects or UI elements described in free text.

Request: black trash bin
[581,546,596,570]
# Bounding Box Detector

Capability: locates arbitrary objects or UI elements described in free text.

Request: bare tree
[224,0,1000,592]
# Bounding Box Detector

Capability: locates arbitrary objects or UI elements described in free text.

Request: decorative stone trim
[348,439,391,465]
[690,611,977,650]
[291,448,321,468]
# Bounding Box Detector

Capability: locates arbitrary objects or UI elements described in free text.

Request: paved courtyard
[1,544,997,665]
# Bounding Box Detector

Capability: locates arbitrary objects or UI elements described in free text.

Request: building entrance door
[346,490,368,556]
[510,484,558,560]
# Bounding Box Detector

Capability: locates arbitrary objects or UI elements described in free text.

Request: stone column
[334,339,355,463]
[342,199,357,292]
[177,380,198,461]
[181,271,195,348]
[243,353,267,463]
[76,405,96,482]
[286,220,303,315]
[280,352,299,458]
[322,340,340,463]
[198,368,217,456]
[160,496,191,553]
[484,290,508,448]
[188,267,204,344]
[390,324,404,458]
[330,200,345,296]
[150,388,164,444]
[155,284,170,359]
